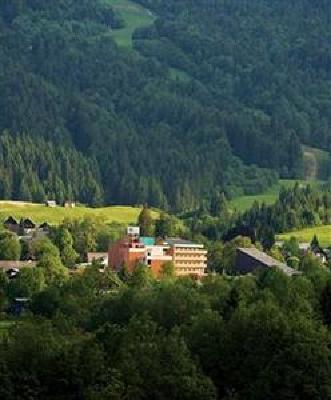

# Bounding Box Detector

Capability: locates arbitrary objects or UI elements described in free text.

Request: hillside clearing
[104,0,155,47]
[277,226,331,247]
[303,145,331,180]
[0,202,159,226]
[229,179,322,212]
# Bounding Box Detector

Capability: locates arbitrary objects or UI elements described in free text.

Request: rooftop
[238,247,301,277]
[140,237,156,246]
[164,238,194,246]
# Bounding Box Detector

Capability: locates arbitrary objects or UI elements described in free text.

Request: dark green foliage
[136,0,331,167]
[7,268,45,299]
[0,133,103,205]
[138,205,154,236]
[311,234,320,251]
[0,232,21,260]
[155,212,178,238]
[1,260,331,399]
[0,0,290,209]
[51,226,78,268]
[321,279,331,326]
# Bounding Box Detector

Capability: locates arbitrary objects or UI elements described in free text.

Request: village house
[19,218,36,235]
[4,216,20,234]
[277,240,329,264]
[4,217,37,236]
[108,227,208,278]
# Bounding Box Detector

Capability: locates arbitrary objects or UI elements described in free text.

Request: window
[148,260,152,265]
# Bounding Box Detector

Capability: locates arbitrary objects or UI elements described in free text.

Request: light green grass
[0,202,159,226]
[104,0,155,47]
[229,180,303,212]
[277,226,331,247]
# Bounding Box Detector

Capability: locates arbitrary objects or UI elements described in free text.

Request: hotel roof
[164,238,194,246]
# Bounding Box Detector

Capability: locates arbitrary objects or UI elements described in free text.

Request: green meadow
[0,202,159,226]
[104,0,155,47]
[277,225,331,247]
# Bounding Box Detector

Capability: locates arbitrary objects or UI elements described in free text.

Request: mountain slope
[0,0,330,209]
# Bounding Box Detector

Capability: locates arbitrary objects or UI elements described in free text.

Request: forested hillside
[0,133,103,204]
[0,0,330,208]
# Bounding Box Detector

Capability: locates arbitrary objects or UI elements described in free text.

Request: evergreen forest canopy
[2,255,331,399]
[0,0,330,209]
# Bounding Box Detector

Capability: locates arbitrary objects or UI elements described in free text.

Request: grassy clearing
[277,226,331,247]
[0,202,159,226]
[229,180,309,212]
[303,145,331,180]
[104,0,155,47]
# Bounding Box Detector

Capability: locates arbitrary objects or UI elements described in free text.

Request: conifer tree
[138,205,154,236]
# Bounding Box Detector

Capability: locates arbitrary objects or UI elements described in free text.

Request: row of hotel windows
[146,260,206,266]
[175,251,206,254]
[175,254,206,258]
[175,249,206,253]
[176,260,207,265]
[176,267,206,273]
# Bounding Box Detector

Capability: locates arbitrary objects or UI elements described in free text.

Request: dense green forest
[0,133,103,204]
[1,0,330,208]
[1,252,331,399]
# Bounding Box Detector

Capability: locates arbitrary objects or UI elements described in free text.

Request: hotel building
[108,228,207,278]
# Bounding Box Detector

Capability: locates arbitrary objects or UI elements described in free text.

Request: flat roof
[164,238,204,247]
[238,248,301,277]
[140,237,156,246]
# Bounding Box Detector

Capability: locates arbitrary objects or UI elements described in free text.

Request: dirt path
[303,149,318,180]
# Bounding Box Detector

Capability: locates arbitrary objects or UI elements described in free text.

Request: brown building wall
[108,237,145,273]
[127,251,145,272]
[149,259,165,277]
[108,237,128,272]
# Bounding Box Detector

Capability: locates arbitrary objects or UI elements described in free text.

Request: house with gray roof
[236,247,302,277]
